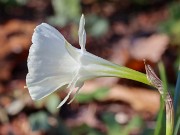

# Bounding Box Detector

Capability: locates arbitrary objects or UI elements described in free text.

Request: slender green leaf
[154,97,165,135]
[174,116,180,135]
[174,62,180,115]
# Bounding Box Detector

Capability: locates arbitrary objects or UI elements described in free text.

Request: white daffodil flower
[26,14,150,108]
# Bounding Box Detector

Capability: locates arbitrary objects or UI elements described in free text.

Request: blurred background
[0,0,179,134]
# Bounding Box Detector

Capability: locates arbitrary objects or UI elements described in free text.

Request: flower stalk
[144,61,174,135]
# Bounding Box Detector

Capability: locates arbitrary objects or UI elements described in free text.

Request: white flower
[26,14,149,108]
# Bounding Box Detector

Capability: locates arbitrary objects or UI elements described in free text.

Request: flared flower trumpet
[26,14,150,108]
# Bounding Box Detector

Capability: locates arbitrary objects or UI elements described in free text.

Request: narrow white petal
[68,81,84,104]
[57,78,78,108]
[78,14,86,51]
[57,87,73,108]
[26,23,78,100]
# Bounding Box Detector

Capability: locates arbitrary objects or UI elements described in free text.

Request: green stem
[145,61,174,135]
[165,95,174,135]
[158,62,174,135]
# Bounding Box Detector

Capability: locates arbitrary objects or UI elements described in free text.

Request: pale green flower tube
[26,14,150,108]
